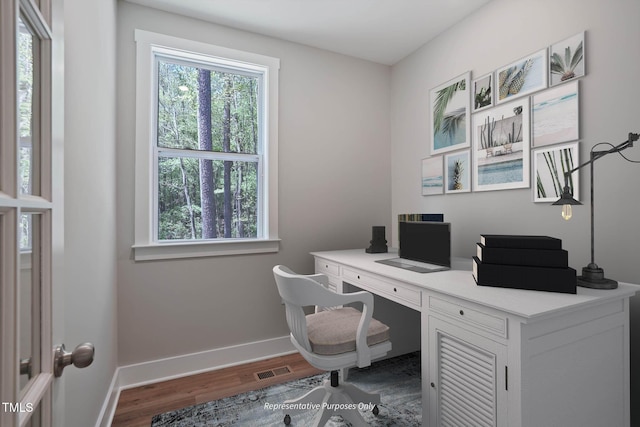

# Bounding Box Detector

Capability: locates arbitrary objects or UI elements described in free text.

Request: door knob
[53,343,95,378]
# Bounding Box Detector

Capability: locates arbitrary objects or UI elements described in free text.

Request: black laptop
[376,221,451,273]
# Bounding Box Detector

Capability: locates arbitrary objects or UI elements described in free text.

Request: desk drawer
[343,268,421,308]
[315,259,341,292]
[428,295,507,338]
[316,259,340,277]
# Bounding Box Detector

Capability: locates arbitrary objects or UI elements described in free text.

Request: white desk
[311,249,639,427]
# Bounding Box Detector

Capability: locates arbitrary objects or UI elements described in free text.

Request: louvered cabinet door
[429,316,508,427]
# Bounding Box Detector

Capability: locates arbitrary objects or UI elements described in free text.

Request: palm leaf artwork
[551,41,583,82]
[440,107,466,138]
[433,79,465,135]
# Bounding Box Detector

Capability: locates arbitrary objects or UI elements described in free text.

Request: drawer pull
[394,287,397,292]
[357,275,361,279]
[459,310,464,316]
[430,382,436,388]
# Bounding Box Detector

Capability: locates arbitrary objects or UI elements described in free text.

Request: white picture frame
[496,49,548,104]
[472,72,494,113]
[429,72,471,155]
[549,32,585,87]
[532,81,579,147]
[445,151,471,194]
[472,99,531,192]
[533,142,580,203]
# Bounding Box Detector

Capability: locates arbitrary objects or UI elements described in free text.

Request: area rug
[151,352,421,426]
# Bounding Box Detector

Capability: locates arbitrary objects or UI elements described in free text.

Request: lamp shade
[552,186,582,206]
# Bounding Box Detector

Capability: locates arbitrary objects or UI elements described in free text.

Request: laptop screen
[399,221,451,268]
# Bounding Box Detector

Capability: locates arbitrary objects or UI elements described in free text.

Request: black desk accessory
[365,226,388,253]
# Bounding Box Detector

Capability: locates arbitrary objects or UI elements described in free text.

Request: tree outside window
[155,59,262,241]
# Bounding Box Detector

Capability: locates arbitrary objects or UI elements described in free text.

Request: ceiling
[124,0,492,65]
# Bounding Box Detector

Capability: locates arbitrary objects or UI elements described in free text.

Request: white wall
[116,2,392,365]
[390,0,640,422]
[64,0,118,425]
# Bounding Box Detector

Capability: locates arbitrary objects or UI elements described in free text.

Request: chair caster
[372,405,379,416]
[283,414,291,425]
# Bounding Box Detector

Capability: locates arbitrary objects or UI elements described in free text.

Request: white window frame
[132,30,280,261]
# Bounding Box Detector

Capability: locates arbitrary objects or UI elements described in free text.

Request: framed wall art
[430,72,471,155]
[532,81,579,147]
[549,32,585,87]
[497,49,548,104]
[472,99,531,192]
[444,151,471,194]
[472,73,494,112]
[421,156,444,195]
[533,142,579,203]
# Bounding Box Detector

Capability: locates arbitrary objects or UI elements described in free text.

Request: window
[133,31,280,260]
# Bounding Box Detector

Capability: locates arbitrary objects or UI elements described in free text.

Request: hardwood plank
[111,352,322,427]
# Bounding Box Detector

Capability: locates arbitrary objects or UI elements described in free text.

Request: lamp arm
[562,132,639,184]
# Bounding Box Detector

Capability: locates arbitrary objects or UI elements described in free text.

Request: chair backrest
[273,265,333,354]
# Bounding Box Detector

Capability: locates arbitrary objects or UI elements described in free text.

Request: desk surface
[312,249,639,320]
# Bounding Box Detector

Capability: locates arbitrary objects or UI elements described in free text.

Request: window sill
[132,239,280,261]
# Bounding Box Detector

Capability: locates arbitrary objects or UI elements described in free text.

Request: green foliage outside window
[156,60,260,241]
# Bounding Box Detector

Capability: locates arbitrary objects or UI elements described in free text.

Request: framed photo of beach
[444,151,471,194]
[422,156,444,196]
[472,99,531,192]
[532,81,579,147]
[533,142,580,203]
[549,32,585,87]
[496,49,548,104]
[430,72,471,155]
[472,73,494,112]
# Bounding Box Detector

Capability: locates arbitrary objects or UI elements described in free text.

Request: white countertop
[311,249,639,320]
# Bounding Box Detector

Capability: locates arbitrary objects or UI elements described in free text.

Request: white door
[0,1,85,425]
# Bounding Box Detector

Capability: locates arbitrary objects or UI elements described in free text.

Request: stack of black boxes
[472,235,577,294]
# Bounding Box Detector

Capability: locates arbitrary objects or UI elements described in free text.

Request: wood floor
[111,352,322,427]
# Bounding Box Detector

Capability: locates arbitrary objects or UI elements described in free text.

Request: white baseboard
[97,335,294,427]
[96,369,121,427]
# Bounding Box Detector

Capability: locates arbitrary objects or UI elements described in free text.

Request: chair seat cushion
[306,307,390,355]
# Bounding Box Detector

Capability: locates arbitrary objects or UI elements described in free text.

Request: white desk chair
[273,265,392,427]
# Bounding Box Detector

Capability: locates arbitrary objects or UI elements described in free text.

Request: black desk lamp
[552,132,639,289]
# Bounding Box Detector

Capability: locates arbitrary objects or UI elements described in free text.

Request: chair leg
[283,384,326,416]
[312,380,376,427]
[312,393,333,427]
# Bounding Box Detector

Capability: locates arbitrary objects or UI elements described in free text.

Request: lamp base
[577,263,618,289]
